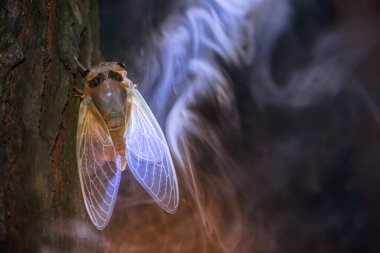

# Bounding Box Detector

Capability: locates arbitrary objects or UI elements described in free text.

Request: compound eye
[108,70,123,82]
[117,62,126,69]
[88,73,106,88]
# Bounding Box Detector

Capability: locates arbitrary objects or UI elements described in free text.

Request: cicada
[74,59,179,230]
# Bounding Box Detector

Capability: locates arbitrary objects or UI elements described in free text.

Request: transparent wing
[124,88,179,213]
[76,99,121,230]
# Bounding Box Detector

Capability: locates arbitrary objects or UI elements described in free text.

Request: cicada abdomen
[75,60,179,230]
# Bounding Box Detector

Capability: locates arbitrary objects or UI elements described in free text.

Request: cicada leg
[71,86,86,99]
[121,78,136,89]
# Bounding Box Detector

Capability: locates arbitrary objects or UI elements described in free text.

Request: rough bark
[0,0,102,252]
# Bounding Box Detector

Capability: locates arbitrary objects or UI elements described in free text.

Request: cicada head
[74,60,134,119]
[82,62,132,95]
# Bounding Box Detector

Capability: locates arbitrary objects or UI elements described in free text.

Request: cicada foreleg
[71,86,86,99]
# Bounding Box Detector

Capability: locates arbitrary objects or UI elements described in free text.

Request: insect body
[75,61,179,230]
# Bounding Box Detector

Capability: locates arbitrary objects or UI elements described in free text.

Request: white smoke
[48,0,380,252]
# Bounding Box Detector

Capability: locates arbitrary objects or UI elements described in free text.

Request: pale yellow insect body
[76,61,179,230]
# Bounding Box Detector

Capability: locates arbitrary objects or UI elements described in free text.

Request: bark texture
[0,0,101,252]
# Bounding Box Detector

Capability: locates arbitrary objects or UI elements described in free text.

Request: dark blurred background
[95,0,379,252]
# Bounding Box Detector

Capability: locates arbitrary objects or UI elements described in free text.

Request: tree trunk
[0,0,102,252]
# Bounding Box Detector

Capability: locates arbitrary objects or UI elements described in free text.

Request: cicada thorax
[84,62,132,171]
